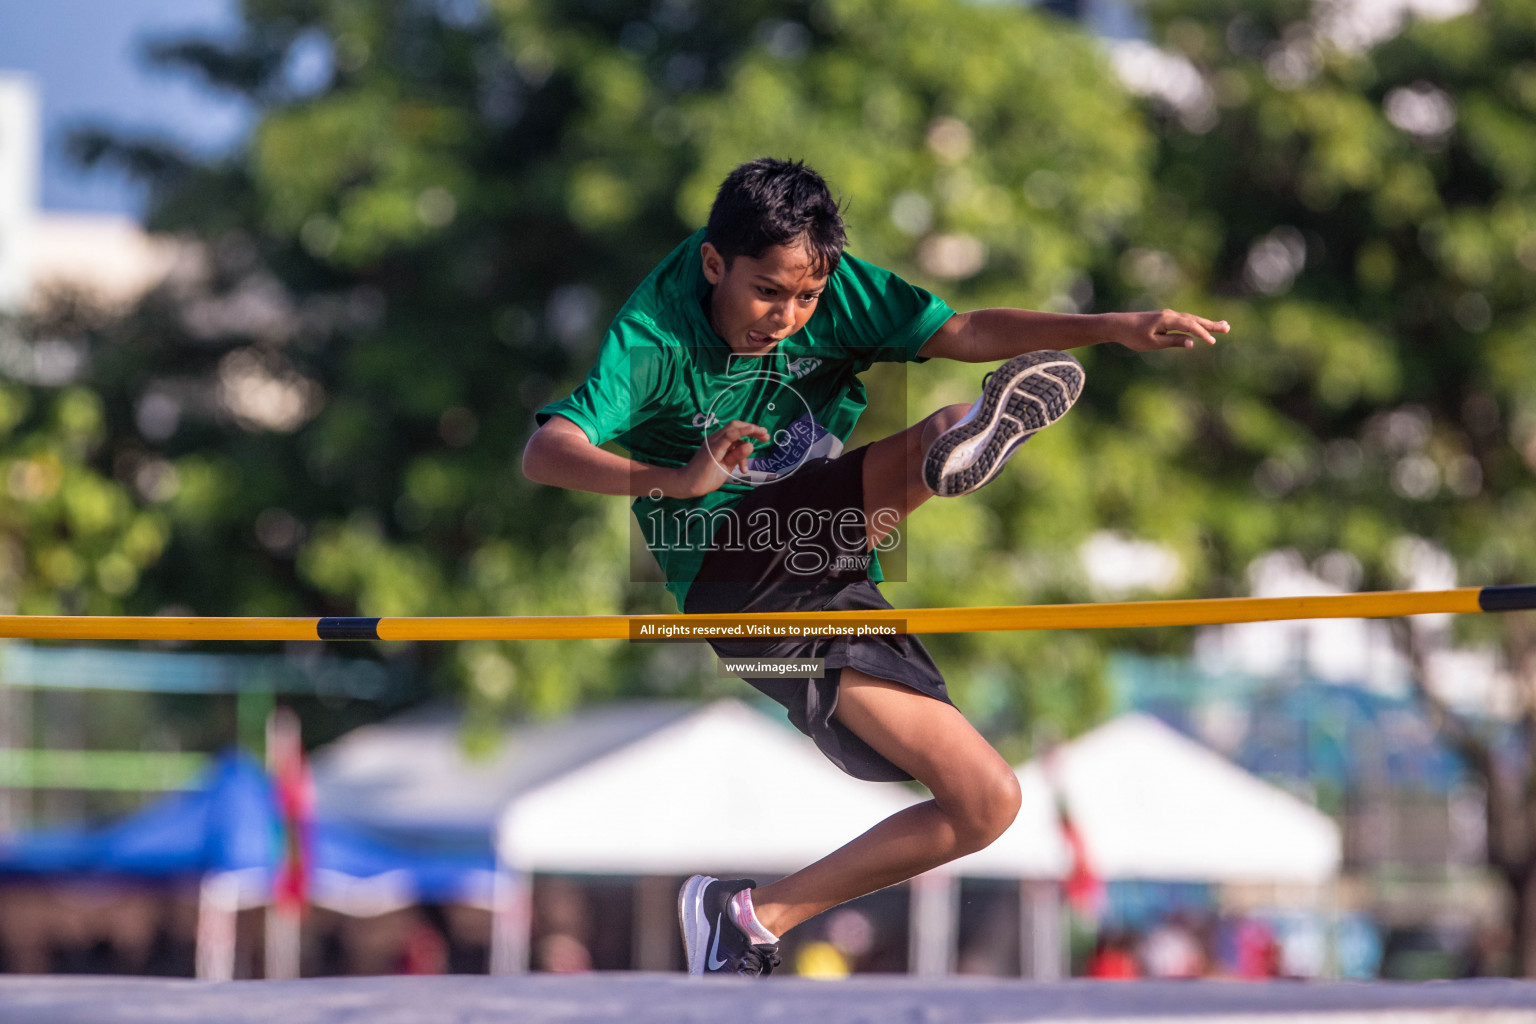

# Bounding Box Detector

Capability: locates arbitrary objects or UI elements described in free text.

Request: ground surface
[5,975,1536,1024]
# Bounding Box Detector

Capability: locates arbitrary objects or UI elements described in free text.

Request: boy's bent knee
[945,763,1022,855]
[977,766,1023,847]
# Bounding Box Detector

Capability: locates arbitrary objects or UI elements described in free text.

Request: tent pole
[908,871,956,976]
[489,867,531,974]
[195,872,238,982]
[632,875,677,971]
[264,708,303,980]
[1019,880,1063,980]
[264,906,300,979]
[1324,877,1342,980]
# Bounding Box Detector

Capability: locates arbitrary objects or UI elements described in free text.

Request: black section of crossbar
[1479,586,1536,613]
[316,617,382,641]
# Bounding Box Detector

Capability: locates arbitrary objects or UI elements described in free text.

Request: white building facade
[0,74,39,312]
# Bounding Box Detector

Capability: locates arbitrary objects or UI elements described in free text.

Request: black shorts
[683,446,951,783]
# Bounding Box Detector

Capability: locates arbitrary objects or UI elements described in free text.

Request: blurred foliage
[1118,0,1536,969]
[0,329,168,616]
[6,0,1534,758]
[23,0,1146,744]
[1114,0,1536,621]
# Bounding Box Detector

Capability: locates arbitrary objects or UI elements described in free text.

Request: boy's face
[701,240,829,357]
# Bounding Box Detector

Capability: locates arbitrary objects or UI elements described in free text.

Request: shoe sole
[923,350,1084,497]
[678,874,709,976]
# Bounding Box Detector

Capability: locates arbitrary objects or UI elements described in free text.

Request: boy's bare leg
[748,669,1021,936]
[860,404,970,550]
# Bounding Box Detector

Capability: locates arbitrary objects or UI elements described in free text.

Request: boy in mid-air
[523,159,1226,976]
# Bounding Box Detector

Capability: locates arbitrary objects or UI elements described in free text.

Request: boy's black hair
[705,158,847,278]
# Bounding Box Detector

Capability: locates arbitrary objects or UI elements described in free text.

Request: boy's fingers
[714,435,754,462]
[1193,316,1228,343]
[723,434,763,457]
[713,420,769,443]
[1154,329,1208,348]
[1187,315,1228,343]
[1162,320,1215,346]
[1162,329,1210,346]
[1172,314,1213,344]
[1154,311,1227,347]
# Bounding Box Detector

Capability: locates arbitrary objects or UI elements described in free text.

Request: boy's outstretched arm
[522,415,769,498]
[917,308,1229,362]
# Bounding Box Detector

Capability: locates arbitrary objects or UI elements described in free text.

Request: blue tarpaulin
[0,751,495,906]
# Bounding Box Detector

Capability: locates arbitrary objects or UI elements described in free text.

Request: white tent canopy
[497,699,920,875]
[955,713,1341,884]
[324,700,1338,887]
[311,702,697,837]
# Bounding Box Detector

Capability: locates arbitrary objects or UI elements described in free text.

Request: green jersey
[537,228,954,607]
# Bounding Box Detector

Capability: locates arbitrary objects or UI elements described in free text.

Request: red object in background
[400,919,450,975]
[1086,942,1140,980]
[1060,811,1103,914]
[269,708,313,917]
[1234,918,1281,979]
[1043,747,1104,917]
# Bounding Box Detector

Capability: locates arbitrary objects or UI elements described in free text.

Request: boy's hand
[1113,310,1230,352]
[674,420,771,497]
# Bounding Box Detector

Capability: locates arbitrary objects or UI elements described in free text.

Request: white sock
[729,888,779,945]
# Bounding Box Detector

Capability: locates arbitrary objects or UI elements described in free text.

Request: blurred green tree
[1121,0,1536,973]
[0,306,167,616]
[64,0,1151,746]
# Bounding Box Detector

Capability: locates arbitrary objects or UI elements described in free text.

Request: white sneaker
[923,350,1085,497]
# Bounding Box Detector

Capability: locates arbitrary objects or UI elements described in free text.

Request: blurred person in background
[396,907,450,975]
[1231,917,1282,980]
[1085,929,1141,980]
[1139,912,1207,979]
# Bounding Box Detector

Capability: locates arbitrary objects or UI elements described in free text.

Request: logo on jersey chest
[785,357,822,380]
[693,360,837,484]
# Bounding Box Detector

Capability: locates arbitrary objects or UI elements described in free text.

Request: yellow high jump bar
[0,586,1530,643]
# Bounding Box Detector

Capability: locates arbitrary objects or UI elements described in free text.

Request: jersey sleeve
[536,317,671,448]
[824,252,956,366]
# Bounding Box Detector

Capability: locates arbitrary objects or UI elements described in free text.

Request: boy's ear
[700,242,726,285]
